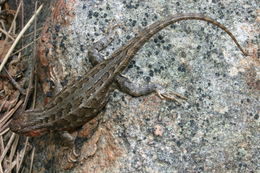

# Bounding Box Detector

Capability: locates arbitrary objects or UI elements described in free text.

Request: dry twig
[0,4,43,72]
[3,67,26,95]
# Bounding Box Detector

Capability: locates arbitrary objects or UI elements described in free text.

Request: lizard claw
[67,152,78,163]
[72,146,80,158]
[67,145,80,163]
[106,21,126,34]
[156,89,187,104]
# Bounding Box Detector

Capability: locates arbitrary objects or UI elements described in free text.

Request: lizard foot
[67,146,80,163]
[60,131,80,163]
[156,89,187,104]
[105,19,126,34]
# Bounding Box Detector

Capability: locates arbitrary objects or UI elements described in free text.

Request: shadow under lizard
[10,13,247,137]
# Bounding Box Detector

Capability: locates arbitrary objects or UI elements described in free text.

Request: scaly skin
[9,13,247,136]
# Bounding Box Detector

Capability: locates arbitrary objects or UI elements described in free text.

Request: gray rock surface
[22,0,259,172]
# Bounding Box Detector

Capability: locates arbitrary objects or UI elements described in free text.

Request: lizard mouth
[23,128,49,137]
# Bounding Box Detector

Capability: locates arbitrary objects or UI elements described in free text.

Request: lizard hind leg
[59,131,80,162]
[115,74,187,104]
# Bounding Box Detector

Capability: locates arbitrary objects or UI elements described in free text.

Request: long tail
[130,13,247,56]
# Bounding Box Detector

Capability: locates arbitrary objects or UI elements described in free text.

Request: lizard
[9,13,247,137]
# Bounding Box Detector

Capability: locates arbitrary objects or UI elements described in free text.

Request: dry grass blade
[6,1,22,35]
[33,74,37,108]
[16,137,29,172]
[0,128,9,136]
[0,96,8,112]
[0,136,4,173]
[10,36,40,57]
[0,100,23,132]
[0,20,6,30]
[4,160,17,173]
[0,102,22,172]
[4,135,19,173]
[0,163,3,173]
[8,135,19,167]
[3,67,26,95]
[0,27,14,40]
[0,4,43,72]
[29,147,35,173]
[0,133,15,163]
[22,26,42,38]
[0,135,4,151]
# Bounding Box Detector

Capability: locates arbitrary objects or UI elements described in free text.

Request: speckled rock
[21,0,259,172]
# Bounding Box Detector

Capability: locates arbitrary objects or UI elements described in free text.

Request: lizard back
[10,13,247,136]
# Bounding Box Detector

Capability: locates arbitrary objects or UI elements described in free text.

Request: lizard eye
[9,120,22,132]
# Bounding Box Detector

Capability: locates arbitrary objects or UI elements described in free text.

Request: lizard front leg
[115,74,187,104]
[88,24,123,65]
[55,131,80,162]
